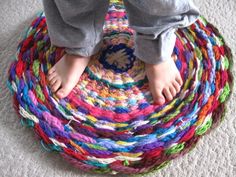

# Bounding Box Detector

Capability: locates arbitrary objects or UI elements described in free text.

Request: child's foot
[145,57,183,105]
[47,53,90,99]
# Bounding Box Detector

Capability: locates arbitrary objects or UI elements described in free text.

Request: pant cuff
[65,40,103,57]
[134,28,177,65]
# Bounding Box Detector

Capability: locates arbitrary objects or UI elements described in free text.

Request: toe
[163,87,173,101]
[169,85,177,97]
[47,72,57,82]
[56,87,70,99]
[176,75,183,86]
[48,66,56,75]
[151,87,165,105]
[173,81,181,93]
[51,79,61,92]
[150,82,165,105]
[49,76,58,86]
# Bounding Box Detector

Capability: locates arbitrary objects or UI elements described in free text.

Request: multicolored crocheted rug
[7,0,233,176]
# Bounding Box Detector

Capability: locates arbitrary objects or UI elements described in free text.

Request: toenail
[154,98,165,105]
[58,91,63,96]
[158,98,164,102]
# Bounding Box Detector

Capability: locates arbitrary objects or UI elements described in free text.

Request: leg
[43,0,109,99]
[123,0,199,105]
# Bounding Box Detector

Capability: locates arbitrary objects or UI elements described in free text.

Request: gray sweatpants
[42,0,199,64]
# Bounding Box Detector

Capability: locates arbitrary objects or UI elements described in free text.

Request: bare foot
[145,57,183,105]
[47,53,90,99]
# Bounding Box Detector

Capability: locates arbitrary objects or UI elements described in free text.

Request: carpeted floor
[0,0,235,177]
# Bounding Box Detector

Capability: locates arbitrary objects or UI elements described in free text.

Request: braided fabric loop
[7,0,233,175]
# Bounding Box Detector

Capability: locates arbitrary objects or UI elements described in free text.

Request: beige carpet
[0,0,235,177]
